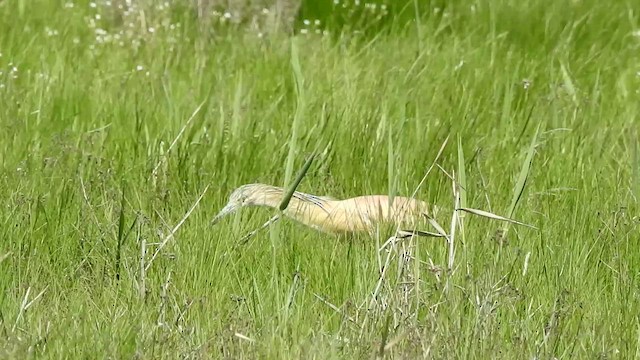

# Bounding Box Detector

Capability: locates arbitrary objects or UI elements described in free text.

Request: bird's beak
[210,202,238,225]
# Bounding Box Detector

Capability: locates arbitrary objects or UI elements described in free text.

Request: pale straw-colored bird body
[212,183,436,235]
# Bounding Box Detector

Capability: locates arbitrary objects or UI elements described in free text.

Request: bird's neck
[249,185,310,209]
[249,186,284,209]
[250,185,332,227]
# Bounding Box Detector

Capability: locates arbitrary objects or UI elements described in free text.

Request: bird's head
[210,184,270,225]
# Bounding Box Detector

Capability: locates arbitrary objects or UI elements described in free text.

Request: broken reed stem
[69,177,109,279]
[448,170,459,272]
[145,185,209,272]
[140,235,146,298]
[408,136,449,202]
[12,286,47,332]
[237,215,281,246]
[234,332,256,343]
[456,207,537,229]
[313,293,361,328]
[368,236,397,310]
[151,100,206,178]
[13,287,31,332]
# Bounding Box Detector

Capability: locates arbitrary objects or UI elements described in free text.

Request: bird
[211,183,438,236]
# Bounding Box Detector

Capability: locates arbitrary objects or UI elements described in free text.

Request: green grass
[1,0,640,358]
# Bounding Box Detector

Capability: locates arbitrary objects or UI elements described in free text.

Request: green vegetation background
[1,0,639,358]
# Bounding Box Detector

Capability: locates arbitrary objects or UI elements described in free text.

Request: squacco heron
[211,183,437,235]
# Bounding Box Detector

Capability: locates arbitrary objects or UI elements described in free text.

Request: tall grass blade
[504,124,540,235]
[560,63,579,107]
[387,111,396,204]
[231,71,244,139]
[115,187,126,281]
[633,128,639,202]
[378,312,393,358]
[284,38,305,188]
[457,135,467,214]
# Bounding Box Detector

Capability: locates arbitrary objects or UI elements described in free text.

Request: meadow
[1,0,639,358]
